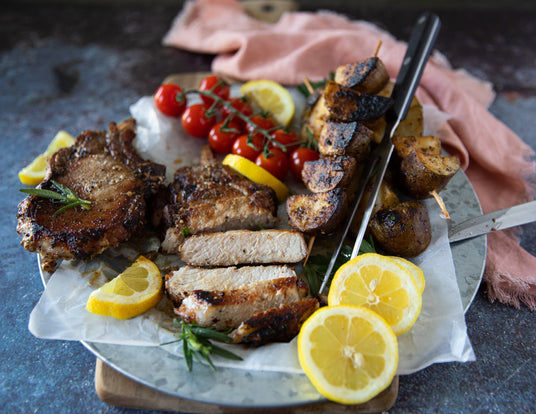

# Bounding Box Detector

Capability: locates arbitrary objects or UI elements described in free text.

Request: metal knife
[319,12,441,295]
[448,200,536,242]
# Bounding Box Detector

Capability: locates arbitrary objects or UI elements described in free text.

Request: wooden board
[95,359,398,413]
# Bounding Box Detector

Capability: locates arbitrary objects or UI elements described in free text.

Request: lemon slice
[240,79,295,126]
[298,305,398,405]
[86,256,163,320]
[389,256,425,294]
[222,153,289,202]
[18,130,75,185]
[328,253,422,336]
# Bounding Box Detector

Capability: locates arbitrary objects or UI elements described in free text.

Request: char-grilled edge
[178,229,308,267]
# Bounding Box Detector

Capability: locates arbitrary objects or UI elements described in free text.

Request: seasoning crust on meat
[17,119,166,272]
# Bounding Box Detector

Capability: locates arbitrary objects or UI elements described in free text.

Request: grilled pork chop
[230,298,319,346]
[178,229,307,267]
[165,264,298,304]
[166,265,308,330]
[17,119,166,272]
[160,162,278,253]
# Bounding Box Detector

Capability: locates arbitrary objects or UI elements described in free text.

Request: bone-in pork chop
[17,119,166,272]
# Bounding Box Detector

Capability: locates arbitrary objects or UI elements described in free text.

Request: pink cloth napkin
[163,0,536,310]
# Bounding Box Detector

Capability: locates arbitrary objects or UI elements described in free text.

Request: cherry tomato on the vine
[181,103,217,138]
[208,121,242,154]
[154,84,187,117]
[270,129,301,154]
[221,97,254,128]
[199,75,230,107]
[231,134,264,161]
[256,147,289,181]
[289,147,319,180]
[246,114,277,136]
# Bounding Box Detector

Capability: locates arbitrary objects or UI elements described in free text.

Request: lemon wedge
[298,305,398,405]
[86,256,163,320]
[240,79,295,127]
[328,253,422,336]
[18,130,75,185]
[222,153,289,202]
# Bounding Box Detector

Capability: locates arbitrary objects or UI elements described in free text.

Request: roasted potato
[350,179,400,234]
[364,82,423,143]
[400,149,460,199]
[286,188,348,235]
[369,200,432,257]
[323,81,393,122]
[318,119,373,161]
[393,135,442,158]
[301,89,329,142]
[302,156,357,193]
[334,57,389,94]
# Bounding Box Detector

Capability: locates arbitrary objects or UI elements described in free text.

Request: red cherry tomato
[256,147,289,181]
[270,129,301,154]
[208,121,242,154]
[154,84,187,117]
[199,75,230,107]
[246,114,276,135]
[290,147,319,180]
[221,97,254,128]
[181,104,217,138]
[231,134,264,161]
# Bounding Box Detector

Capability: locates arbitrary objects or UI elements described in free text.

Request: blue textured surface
[1,2,535,413]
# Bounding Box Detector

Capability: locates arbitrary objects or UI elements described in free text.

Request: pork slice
[160,163,278,253]
[165,264,297,305]
[230,298,319,346]
[178,229,307,267]
[174,272,308,331]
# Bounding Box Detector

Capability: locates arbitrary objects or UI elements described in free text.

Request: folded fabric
[163,0,536,310]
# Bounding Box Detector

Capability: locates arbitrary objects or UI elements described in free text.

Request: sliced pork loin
[165,264,299,304]
[160,161,278,253]
[178,229,308,267]
[230,298,319,346]
[166,265,308,330]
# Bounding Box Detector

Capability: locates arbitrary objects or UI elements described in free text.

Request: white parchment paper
[28,92,475,375]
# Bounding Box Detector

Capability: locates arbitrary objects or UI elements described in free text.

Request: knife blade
[319,12,441,295]
[448,200,536,242]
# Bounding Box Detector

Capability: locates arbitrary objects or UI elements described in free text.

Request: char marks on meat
[166,265,308,331]
[160,161,278,253]
[17,119,166,271]
[230,298,319,346]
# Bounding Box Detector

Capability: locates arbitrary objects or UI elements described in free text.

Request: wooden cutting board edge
[95,359,398,413]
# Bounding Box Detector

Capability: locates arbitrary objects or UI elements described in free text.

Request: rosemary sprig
[161,319,242,371]
[19,180,91,216]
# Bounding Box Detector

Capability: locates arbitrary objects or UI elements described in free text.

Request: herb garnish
[304,238,377,296]
[19,180,91,216]
[161,319,242,371]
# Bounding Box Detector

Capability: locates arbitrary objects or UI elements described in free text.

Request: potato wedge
[318,119,373,161]
[301,89,329,142]
[286,188,348,235]
[323,81,393,122]
[400,149,460,198]
[302,156,357,193]
[334,57,389,94]
[369,200,432,257]
[393,135,442,158]
[350,179,400,235]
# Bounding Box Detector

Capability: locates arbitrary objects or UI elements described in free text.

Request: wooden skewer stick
[373,40,383,57]
[302,76,315,95]
[430,189,451,220]
[303,235,316,267]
